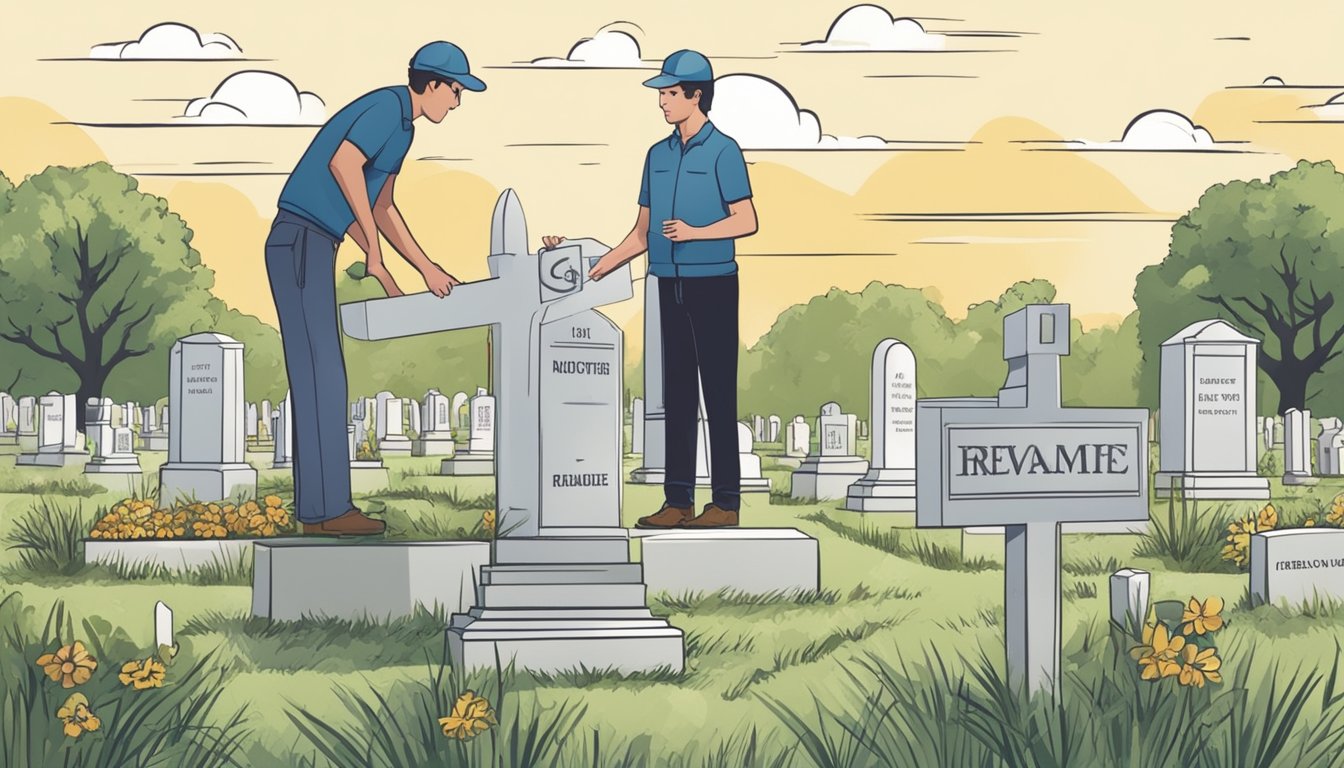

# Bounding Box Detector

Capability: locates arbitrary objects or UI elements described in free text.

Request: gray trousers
[264,209,352,523]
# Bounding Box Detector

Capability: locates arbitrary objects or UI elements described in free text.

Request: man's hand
[662,219,699,242]
[542,235,566,250]
[588,252,622,281]
[420,262,460,298]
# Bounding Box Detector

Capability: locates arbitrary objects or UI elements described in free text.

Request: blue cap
[642,49,713,88]
[410,41,486,92]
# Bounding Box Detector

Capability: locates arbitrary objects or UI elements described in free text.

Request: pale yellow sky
[5,1,1344,344]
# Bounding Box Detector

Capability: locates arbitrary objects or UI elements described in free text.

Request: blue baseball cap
[642,49,713,88]
[410,41,486,92]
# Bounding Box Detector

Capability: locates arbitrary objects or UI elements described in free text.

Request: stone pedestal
[790,455,869,500]
[845,467,916,512]
[252,539,491,621]
[17,449,89,468]
[634,528,819,596]
[159,464,258,505]
[1154,472,1270,500]
[440,451,495,476]
[448,530,684,674]
[412,433,457,457]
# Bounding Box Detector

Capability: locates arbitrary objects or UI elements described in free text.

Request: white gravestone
[407,398,421,436]
[1155,320,1269,500]
[846,338,918,512]
[734,421,771,490]
[1283,408,1317,485]
[413,389,457,457]
[1251,529,1344,606]
[917,304,1149,698]
[0,392,15,439]
[452,391,469,433]
[753,415,766,443]
[1319,417,1343,476]
[768,415,781,443]
[271,392,293,470]
[631,397,645,455]
[158,333,257,505]
[16,395,37,448]
[341,189,682,674]
[84,397,142,480]
[18,392,87,467]
[791,403,868,500]
[141,404,169,451]
[246,403,258,440]
[441,391,496,475]
[378,394,413,455]
[1109,568,1150,640]
[1273,415,1284,446]
[785,415,810,458]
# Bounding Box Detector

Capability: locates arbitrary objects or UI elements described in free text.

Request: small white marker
[155,601,173,649]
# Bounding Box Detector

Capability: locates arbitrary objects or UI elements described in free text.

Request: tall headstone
[18,392,87,467]
[0,392,15,437]
[1154,320,1269,499]
[1319,417,1344,476]
[84,397,142,480]
[452,391,470,433]
[246,403,258,440]
[846,338,918,512]
[469,391,495,454]
[375,392,412,455]
[413,389,457,456]
[158,333,257,504]
[785,415,810,458]
[16,396,38,452]
[791,403,868,500]
[753,415,766,443]
[271,392,293,470]
[1282,408,1317,485]
[768,414,780,443]
[631,397,645,455]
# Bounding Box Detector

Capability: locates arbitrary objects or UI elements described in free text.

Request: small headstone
[18,393,87,468]
[1273,416,1285,446]
[1155,320,1269,499]
[1109,568,1150,640]
[785,415,810,457]
[408,398,422,436]
[1319,417,1343,476]
[753,415,766,443]
[1251,529,1344,606]
[452,391,470,432]
[17,396,36,434]
[376,392,413,454]
[158,333,257,505]
[469,392,495,453]
[0,392,15,435]
[768,414,780,443]
[246,403,258,439]
[83,397,140,477]
[155,601,173,651]
[735,421,770,489]
[413,389,456,457]
[1283,408,1318,485]
[792,403,868,500]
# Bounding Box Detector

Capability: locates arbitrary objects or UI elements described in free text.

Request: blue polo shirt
[277,86,415,240]
[638,121,752,278]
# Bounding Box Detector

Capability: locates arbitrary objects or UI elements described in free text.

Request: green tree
[0,164,216,429]
[1135,160,1344,414]
[0,170,12,214]
[1061,311,1142,407]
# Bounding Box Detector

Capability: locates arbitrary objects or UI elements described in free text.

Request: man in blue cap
[545,49,758,529]
[266,41,485,536]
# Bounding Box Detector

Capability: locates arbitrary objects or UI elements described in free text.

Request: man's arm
[671,198,757,241]
[330,140,402,296]
[545,206,650,281]
[372,175,458,297]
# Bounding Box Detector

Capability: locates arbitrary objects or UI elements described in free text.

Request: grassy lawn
[4,444,1344,766]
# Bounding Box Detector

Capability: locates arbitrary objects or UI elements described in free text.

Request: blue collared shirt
[277,86,415,240]
[638,121,752,278]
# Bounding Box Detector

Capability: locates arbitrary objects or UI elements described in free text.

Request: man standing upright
[545,50,757,528]
[266,41,484,535]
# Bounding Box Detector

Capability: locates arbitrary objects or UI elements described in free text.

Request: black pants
[660,274,740,511]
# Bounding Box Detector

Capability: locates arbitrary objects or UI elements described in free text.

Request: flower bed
[83,495,295,570]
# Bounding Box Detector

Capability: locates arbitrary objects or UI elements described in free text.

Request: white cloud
[800,5,945,51]
[709,74,887,149]
[1071,109,1217,150]
[90,22,242,59]
[182,71,325,125]
[1263,76,1285,86]
[1311,92,1344,118]
[529,27,644,68]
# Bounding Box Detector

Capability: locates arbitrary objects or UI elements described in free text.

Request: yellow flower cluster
[482,510,496,534]
[90,496,292,540]
[35,636,174,739]
[1329,494,1344,527]
[1221,503,1278,568]
[439,690,498,741]
[119,657,166,690]
[1130,596,1225,688]
[356,438,380,461]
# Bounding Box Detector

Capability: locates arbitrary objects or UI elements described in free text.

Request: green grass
[803,511,1001,572]
[1133,494,1240,573]
[3,498,91,575]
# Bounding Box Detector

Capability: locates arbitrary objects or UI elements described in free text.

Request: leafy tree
[0,163,216,429]
[0,170,12,215]
[1135,160,1344,414]
[1061,311,1142,407]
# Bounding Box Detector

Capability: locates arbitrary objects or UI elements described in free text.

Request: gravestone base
[1282,473,1319,487]
[1154,471,1270,500]
[440,452,495,476]
[629,467,665,484]
[84,456,144,486]
[158,463,258,505]
[86,538,252,570]
[140,434,169,452]
[350,462,391,494]
[790,455,870,501]
[448,530,686,674]
[633,528,819,596]
[377,437,413,456]
[252,539,490,621]
[271,460,292,470]
[844,467,916,512]
[412,436,457,457]
[16,434,38,453]
[17,450,89,468]
[774,455,805,469]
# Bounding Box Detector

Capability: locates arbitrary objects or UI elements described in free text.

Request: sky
[4,1,1344,348]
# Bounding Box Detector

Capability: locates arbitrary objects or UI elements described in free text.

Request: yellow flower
[1222,517,1258,568]
[482,510,496,532]
[1178,645,1223,688]
[264,495,283,508]
[438,690,498,740]
[36,642,98,688]
[118,657,166,690]
[1131,623,1185,680]
[1181,596,1225,636]
[1306,519,1317,527]
[193,521,228,539]
[1327,496,1344,527]
[56,692,101,738]
[1257,503,1278,531]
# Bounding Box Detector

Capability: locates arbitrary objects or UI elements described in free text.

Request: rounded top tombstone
[821,402,840,417]
[1161,319,1258,347]
[737,422,753,453]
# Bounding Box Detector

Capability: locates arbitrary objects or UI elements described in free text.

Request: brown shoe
[684,503,739,528]
[302,508,386,536]
[636,503,694,529]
